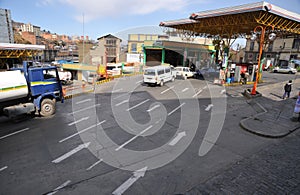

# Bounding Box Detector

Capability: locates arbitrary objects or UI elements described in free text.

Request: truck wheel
[40,99,56,117]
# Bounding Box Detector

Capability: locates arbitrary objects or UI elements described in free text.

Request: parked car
[174,66,195,79]
[273,66,297,74]
[143,65,175,86]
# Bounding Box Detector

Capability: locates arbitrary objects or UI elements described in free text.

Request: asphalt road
[0,73,296,195]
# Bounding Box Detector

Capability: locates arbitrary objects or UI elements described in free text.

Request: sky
[1,0,300,42]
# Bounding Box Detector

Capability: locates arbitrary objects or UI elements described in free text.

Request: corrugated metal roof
[0,43,45,50]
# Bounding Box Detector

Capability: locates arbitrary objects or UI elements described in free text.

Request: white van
[143,65,175,86]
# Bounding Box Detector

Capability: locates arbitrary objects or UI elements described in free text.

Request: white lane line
[147,104,160,112]
[115,99,129,106]
[86,159,103,171]
[112,88,123,93]
[113,93,129,100]
[160,86,174,94]
[126,99,150,111]
[47,180,71,195]
[168,131,186,146]
[112,167,147,195]
[68,117,89,126]
[76,99,91,104]
[68,104,101,115]
[205,104,213,111]
[168,103,185,116]
[52,142,90,163]
[181,87,189,92]
[136,80,143,84]
[0,166,8,172]
[192,86,207,98]
[116,125,153,151]
[59,120,106,143]
[0,128,30,140]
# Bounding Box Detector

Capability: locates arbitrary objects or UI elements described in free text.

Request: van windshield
[144,69,156,75]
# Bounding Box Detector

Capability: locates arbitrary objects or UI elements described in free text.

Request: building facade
[0,8,14,43]
[244,36,300,67]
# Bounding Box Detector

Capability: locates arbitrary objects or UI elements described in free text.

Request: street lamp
[251,25,276,95]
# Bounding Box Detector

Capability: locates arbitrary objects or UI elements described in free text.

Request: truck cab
[0,61,64,118]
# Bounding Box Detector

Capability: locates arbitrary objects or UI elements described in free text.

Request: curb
[240,100,300,138]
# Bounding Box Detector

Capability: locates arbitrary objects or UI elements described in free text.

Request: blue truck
[0,61,64,118]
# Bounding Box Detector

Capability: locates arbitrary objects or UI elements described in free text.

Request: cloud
[59,0,190,22]
[36,0,54,7]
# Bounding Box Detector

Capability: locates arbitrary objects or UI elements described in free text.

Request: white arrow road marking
[86,159,103,171]
[68,104,101,115]
[147,104,160,112]
[52,142,90,163]
[126,99,150,111]
[76,99,91,104]
[112,167,147,195]
[60,120,106,143]
[68,117,89,126]
[220,89,226,94]
[181,87,189,92]
[113,93,129,100]
[47,180,71,195]
[0,166,8,172]
[168,102,185,116]
[205,104,213,111]
[0,128,29,140]
[160,86,174,94]
[116,125,153,151]
[115,99,129,106]
[168,131,186,146]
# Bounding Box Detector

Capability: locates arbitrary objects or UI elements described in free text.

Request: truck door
[28,68,62,99]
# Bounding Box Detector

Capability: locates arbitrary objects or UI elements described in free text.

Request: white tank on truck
[0,70,28,102]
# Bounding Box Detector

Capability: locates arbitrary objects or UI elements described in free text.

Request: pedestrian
[293,91,300,121]
[283,80,292,99]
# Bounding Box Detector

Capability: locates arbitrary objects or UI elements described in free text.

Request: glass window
[131,43,137,52]
[292,39,300,49]
[158,69,164,75]
[165,68,170,73]
[250,41,255,51]
[144,69,156,75]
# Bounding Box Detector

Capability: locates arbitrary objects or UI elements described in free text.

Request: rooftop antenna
[82,13,85,64]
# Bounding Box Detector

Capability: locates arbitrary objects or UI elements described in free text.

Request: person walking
[293,91,300,121]
[283,80,292,99]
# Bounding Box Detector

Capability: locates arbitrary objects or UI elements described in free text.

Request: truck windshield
[43,69,57,80]
[144,69,156,75]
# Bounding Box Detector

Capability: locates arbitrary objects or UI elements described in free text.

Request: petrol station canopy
[0,43,45,59]
[159,1,300,38]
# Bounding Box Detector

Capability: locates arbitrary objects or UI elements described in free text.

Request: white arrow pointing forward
[168,131,186,146]
[205,104,213,111]
[52,142,90,163]
[112,167,147,195]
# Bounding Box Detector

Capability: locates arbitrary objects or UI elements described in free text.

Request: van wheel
[40,98,56,117]
[160,80,164,87]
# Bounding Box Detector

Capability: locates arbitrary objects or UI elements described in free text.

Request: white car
[175,66,194,79]
[273,66,297,74]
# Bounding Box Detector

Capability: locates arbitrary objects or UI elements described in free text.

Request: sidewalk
[238,78,300,138]
[240,97,300,138]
